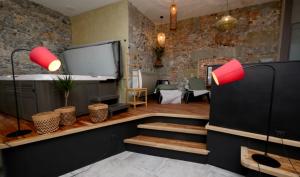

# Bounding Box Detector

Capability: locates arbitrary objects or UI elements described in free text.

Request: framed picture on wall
[207,66,213,87]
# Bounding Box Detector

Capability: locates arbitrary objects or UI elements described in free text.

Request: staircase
[124,116,209,163]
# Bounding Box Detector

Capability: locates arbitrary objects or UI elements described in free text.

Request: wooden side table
[126,88,148,109]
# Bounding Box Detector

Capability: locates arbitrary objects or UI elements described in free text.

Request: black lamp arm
[10,48,31,132]
[11,49,31,78]
[244,64,276,156]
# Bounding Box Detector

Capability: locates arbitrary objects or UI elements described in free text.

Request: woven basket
[88,103,108,123]
[32,111,60,134]
[54,106,76,126]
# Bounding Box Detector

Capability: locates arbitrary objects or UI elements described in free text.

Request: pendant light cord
[227,0,229,11]
[160,16,163,31]
[227,0,229,15]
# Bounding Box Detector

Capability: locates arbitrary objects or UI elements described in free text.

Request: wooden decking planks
[138,122,207,135]
[241,146,300,177]
[206,123,300,148]
[0,101,209,149]
[124,135,209,155]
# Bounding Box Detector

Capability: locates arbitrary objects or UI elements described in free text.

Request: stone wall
[156,1,281,87]
[128,2,156,73]
[198,57,231,85]
[0,0,71,75]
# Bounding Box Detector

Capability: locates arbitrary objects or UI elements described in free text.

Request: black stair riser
[142,116,208,126]
[246,170,274,177]
[139,129,207,143]
[125,144,208,164]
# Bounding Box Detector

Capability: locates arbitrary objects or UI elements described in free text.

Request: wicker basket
[54,106,76,126]
[32,111,60,134]
[88,103,108,123]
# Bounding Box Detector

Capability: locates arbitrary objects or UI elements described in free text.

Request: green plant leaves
[54,75,74,92]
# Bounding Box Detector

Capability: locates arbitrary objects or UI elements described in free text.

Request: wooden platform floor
[241,146,300,177]
[0,101,209,149]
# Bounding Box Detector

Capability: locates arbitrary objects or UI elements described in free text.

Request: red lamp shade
[29,47,61,72]
[212,59,245,86]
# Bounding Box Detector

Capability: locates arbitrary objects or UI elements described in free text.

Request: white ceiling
[129,0,278,24]
[30,0,278,23]
[30,0,122,17]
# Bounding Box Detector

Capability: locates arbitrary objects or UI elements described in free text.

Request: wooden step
[124,135,209,155]
[138,122,207,135]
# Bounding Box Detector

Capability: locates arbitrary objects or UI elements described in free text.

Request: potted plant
[54,75,76,126]
[55,75,74,106]
[154,46,165,68]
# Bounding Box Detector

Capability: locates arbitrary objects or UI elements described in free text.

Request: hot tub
[0,74,117,121]
[0,74,115,81]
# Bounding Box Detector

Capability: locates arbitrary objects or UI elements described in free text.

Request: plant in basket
[54,75,76,126]
[55,75,74,107]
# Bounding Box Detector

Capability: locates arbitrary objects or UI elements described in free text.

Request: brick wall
[0,0,71,75]
[128,2,156,73]
[198,58,231,85]
[155,1,281,88]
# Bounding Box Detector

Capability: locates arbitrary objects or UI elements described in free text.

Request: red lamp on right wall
[212,59,245,86]
[211,59,281,168]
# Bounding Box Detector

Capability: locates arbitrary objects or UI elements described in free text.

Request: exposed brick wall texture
[155,1,281,88]
[128,2,156,73]
[0,0,71,75]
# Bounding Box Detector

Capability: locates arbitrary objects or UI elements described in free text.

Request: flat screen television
[63,41,121,79]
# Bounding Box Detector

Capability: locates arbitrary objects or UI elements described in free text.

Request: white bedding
[192,90,209,97]
[160,90,182,104]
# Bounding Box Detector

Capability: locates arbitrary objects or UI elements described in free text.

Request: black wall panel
[209,61,300,141]
[207,131,300,175]
[2,121,139,177]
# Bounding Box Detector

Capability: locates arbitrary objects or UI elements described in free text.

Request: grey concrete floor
[61,151,244,177]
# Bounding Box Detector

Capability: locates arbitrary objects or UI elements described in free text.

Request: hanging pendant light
[170,2,177,30]
[157,32,166,47]
[157,16,166,47]
[216,0,237,31]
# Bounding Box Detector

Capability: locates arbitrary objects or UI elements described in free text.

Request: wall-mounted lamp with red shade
[211,59,281,168]
[7,47,61,138]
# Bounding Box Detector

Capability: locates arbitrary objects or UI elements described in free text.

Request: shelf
[127,88,147,91]
[206,123,300,148]
[128,101,147,105]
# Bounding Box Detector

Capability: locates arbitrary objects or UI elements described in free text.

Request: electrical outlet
[275,130,286,138]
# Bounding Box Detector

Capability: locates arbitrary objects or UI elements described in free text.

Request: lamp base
[6,129,32,138]
[252,154,281,168]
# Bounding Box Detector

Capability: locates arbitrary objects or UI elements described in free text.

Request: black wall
[1,116,207,177]
[207,131,300,175]
[2,121,139,177]
[209,61,300,141]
